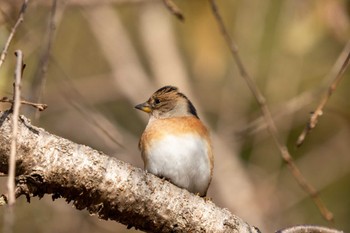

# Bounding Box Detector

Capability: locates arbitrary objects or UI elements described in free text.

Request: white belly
[145,134,211,196]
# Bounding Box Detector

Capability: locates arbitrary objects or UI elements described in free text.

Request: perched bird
[135,86,213,196]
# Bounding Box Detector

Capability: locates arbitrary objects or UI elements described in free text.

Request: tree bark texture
[0,111,260,233]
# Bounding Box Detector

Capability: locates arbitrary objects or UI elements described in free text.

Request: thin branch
[236,90,317,138]
[68,99,125,149]
[0,97,47,111]
[8,51,23,205]
[49,57,124,149]
[30,0,58,119]
[0,0,28,70]
[162,0,184,21]
[239,39,350,139]
[296,41,350,147]
[3,50,23,233]
[34,0,154,6]
[208,0,334,222]
[276,225,344,233]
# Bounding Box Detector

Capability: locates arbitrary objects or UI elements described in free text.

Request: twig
[0,0,28,69]
[3,50,23,233]
[236,90,317,138]
[30,0,58,119]
[35,0,152,6]
[276,225,344,233]
[0,97,47,111]
[162,0,184,21]
[208,0,334,222]
[8,51,23,205]
[68,99,125,149]
[296,41,350,147]
[50,57,124,149]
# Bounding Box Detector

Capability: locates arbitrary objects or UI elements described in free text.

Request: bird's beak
[135,102,152,113]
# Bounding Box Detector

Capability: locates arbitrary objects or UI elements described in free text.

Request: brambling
[135,86,213,197]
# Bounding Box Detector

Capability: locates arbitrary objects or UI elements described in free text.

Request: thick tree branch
[0,111,259,233]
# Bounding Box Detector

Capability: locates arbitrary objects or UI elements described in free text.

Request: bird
[135,86,213,197]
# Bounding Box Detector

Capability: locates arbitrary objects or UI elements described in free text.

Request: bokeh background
[0,0,350,232]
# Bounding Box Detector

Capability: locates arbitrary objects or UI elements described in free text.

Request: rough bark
[0,111,259,233]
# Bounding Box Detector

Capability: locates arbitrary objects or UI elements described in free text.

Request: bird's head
[135,86,199,119]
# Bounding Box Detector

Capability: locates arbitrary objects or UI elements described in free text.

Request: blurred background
[0,0,350,232]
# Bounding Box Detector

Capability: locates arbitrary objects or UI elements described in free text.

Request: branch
[30,0,59,120]
[7,50,23,206]
[276,225,344,233]
[0,0,28,69]
[208,0,334,222]
[3,50,23,233]
[296,41,350,147]
[0,111,259,233]
[162,0,185,21]
[0,98,47,111]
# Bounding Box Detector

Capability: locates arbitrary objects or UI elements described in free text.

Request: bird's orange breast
[139,116,213,173]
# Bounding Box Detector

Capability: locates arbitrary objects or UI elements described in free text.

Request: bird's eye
[154,98,160,104]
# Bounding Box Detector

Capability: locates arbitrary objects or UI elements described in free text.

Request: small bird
[135,86,213,196]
